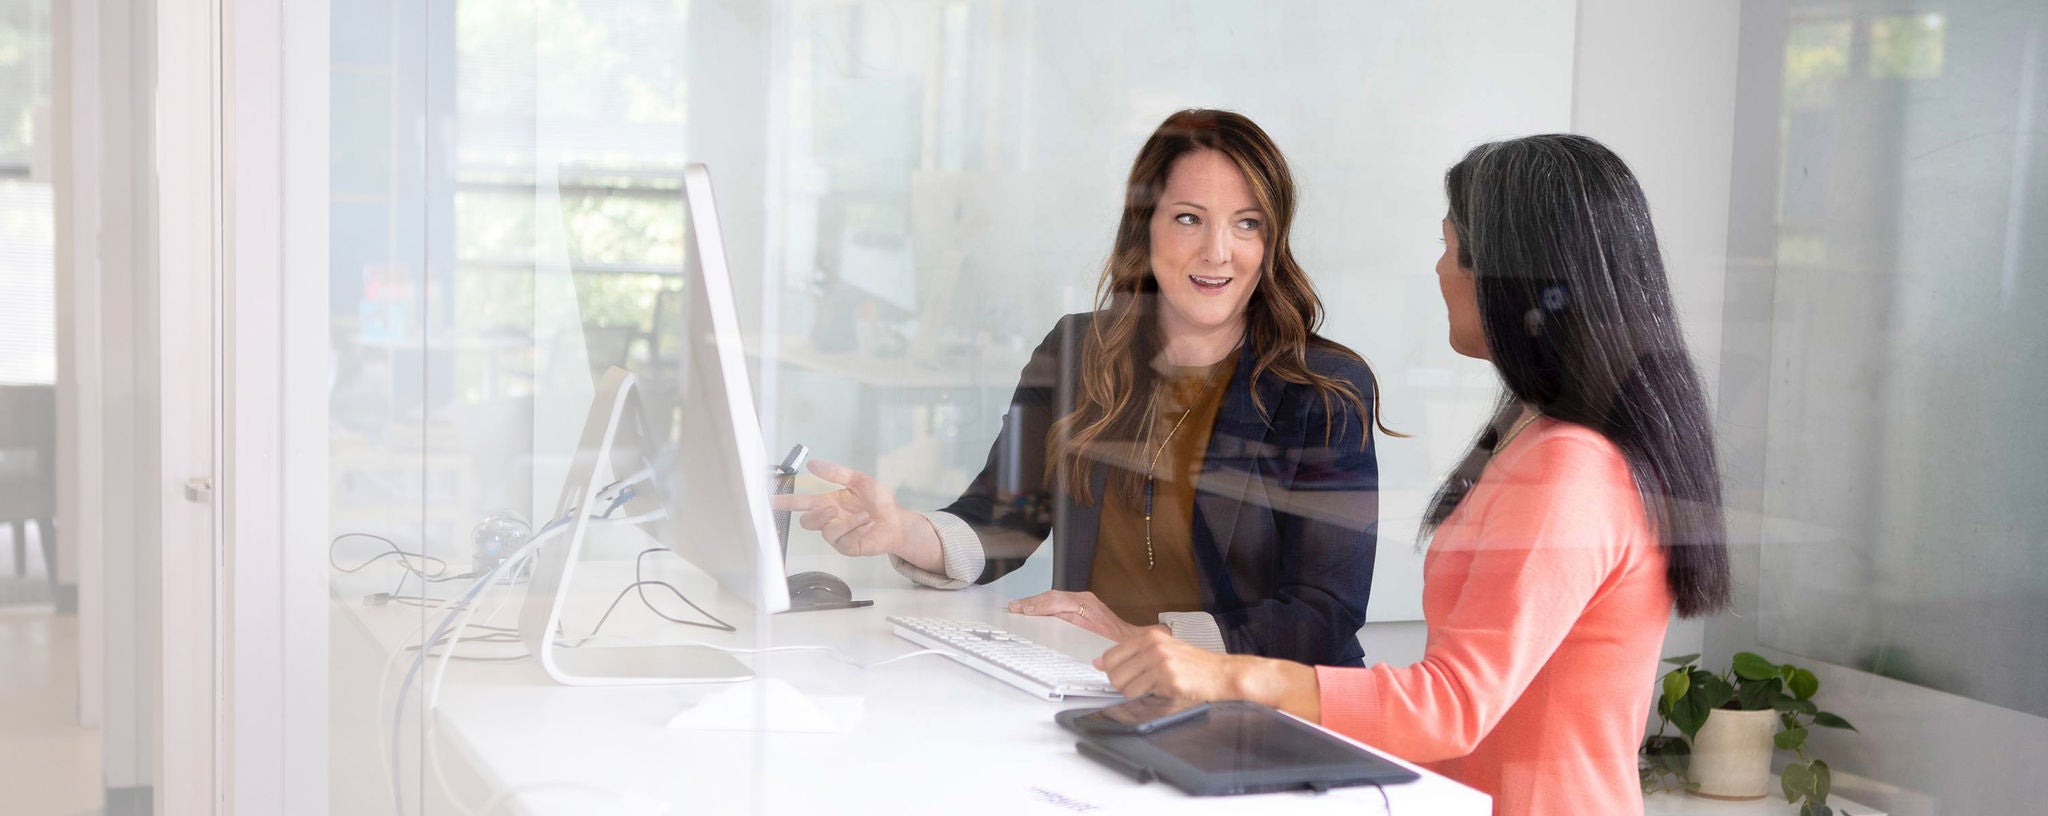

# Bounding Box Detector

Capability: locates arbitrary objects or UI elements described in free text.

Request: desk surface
[333,547,1490,816]
[1645,785,1885,816]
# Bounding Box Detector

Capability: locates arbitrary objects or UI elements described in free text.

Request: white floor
[0,606,104,816]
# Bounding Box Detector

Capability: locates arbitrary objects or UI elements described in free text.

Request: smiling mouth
[1189,274,1232,291]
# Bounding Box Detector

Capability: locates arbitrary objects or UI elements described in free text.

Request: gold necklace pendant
[1143,406,1194,572]
[1140,361,1228,573]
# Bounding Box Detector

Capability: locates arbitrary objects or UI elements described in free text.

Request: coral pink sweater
[1316,419,1671,816]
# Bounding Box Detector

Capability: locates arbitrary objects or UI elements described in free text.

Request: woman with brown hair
[776,109,1391,665]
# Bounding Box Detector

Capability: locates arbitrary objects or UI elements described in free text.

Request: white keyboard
[888,616,1122,701]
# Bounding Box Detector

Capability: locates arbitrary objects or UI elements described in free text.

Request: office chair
[0,385,57,584]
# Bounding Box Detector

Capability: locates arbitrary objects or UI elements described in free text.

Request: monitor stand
[519,369,752,686]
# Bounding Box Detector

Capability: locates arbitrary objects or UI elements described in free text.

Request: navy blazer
[939,313,1379,666]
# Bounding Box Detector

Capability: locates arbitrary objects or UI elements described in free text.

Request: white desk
[1646,785,1885,816]
[330,547,1491,816]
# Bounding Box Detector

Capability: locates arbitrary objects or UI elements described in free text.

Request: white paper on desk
[665,677,863,734]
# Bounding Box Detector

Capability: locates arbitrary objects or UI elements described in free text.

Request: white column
[220,0,297,812]
[95,0,152,803]
[279,1,333,812]
[154,0,222,812]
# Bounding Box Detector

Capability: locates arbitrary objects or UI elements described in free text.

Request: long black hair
[1421,134,1731,618]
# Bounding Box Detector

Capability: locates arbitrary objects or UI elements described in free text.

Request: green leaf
[1790,668,1820,700]
[1672,672,1732,739]
[1673,684,1719,739]
[1663,747,1691,778]
[1661,653,1702,666]
[1733,652,1779,681]
[1670,691,1711,740]
[1812,711,1858,731]
[1663,670,1691,704]
[1694,673,1737,709]
[1812,759,1832,803]
[1782,761,1813,802]
[1801,804,1834,816]
[1641,735,1691,780]
[1737,677,1784,710]
[1772,697,1819,715]
[1775,726,1809,752]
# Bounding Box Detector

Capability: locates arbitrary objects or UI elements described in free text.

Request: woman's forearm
[892,511,947,574]
[1235,656,1322,722]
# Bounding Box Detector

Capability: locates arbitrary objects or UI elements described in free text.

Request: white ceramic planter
[1688,708,1778,800]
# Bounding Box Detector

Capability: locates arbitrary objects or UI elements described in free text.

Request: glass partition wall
[305,3,1576,812]
[279,1,2048,814]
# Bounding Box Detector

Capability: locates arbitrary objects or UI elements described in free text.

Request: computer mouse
[787,571,854,605]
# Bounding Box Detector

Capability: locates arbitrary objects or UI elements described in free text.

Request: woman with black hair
[1093,134,1732,816]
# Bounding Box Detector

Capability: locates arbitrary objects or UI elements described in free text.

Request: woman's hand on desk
[1008,590,1160,643]
[771,460,947,572]
[1095,628,1323,722]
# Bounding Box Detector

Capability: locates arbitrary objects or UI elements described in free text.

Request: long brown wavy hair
[1048,109,1399,505]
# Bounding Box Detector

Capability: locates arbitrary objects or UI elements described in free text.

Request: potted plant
[1641,652,1858,816]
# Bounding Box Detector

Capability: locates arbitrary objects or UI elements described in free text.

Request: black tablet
[1056,700,1420,796]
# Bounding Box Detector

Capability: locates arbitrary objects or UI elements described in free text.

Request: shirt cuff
[1158,611,1228,653]
[1314,665,1385,742]
[887,511,984,589]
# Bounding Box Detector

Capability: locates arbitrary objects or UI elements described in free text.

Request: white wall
[1354,0,1743,669]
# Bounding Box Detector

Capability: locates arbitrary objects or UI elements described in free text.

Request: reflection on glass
[316,1,1582,812]
[1758,0,2048,717]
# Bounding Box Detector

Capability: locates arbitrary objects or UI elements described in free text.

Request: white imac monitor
[663,164,790,614]
[518,164,787,686]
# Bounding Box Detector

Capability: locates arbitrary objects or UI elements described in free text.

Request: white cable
[374,622,430,811]
[429,588,488,712]
[476,572,518,623]
[604,508,667,526]
[425,715,478,816]
[417,505,660,814]
[417,501,658,778]
[390,505,587,816]
[595,465,658,505]
[426,550,537,714]
[422,553,532,816]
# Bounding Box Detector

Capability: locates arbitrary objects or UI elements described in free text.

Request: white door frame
[156,0,222,812]
[213,0,333,813]
[214,0,334,812]
[53,0,231,811]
